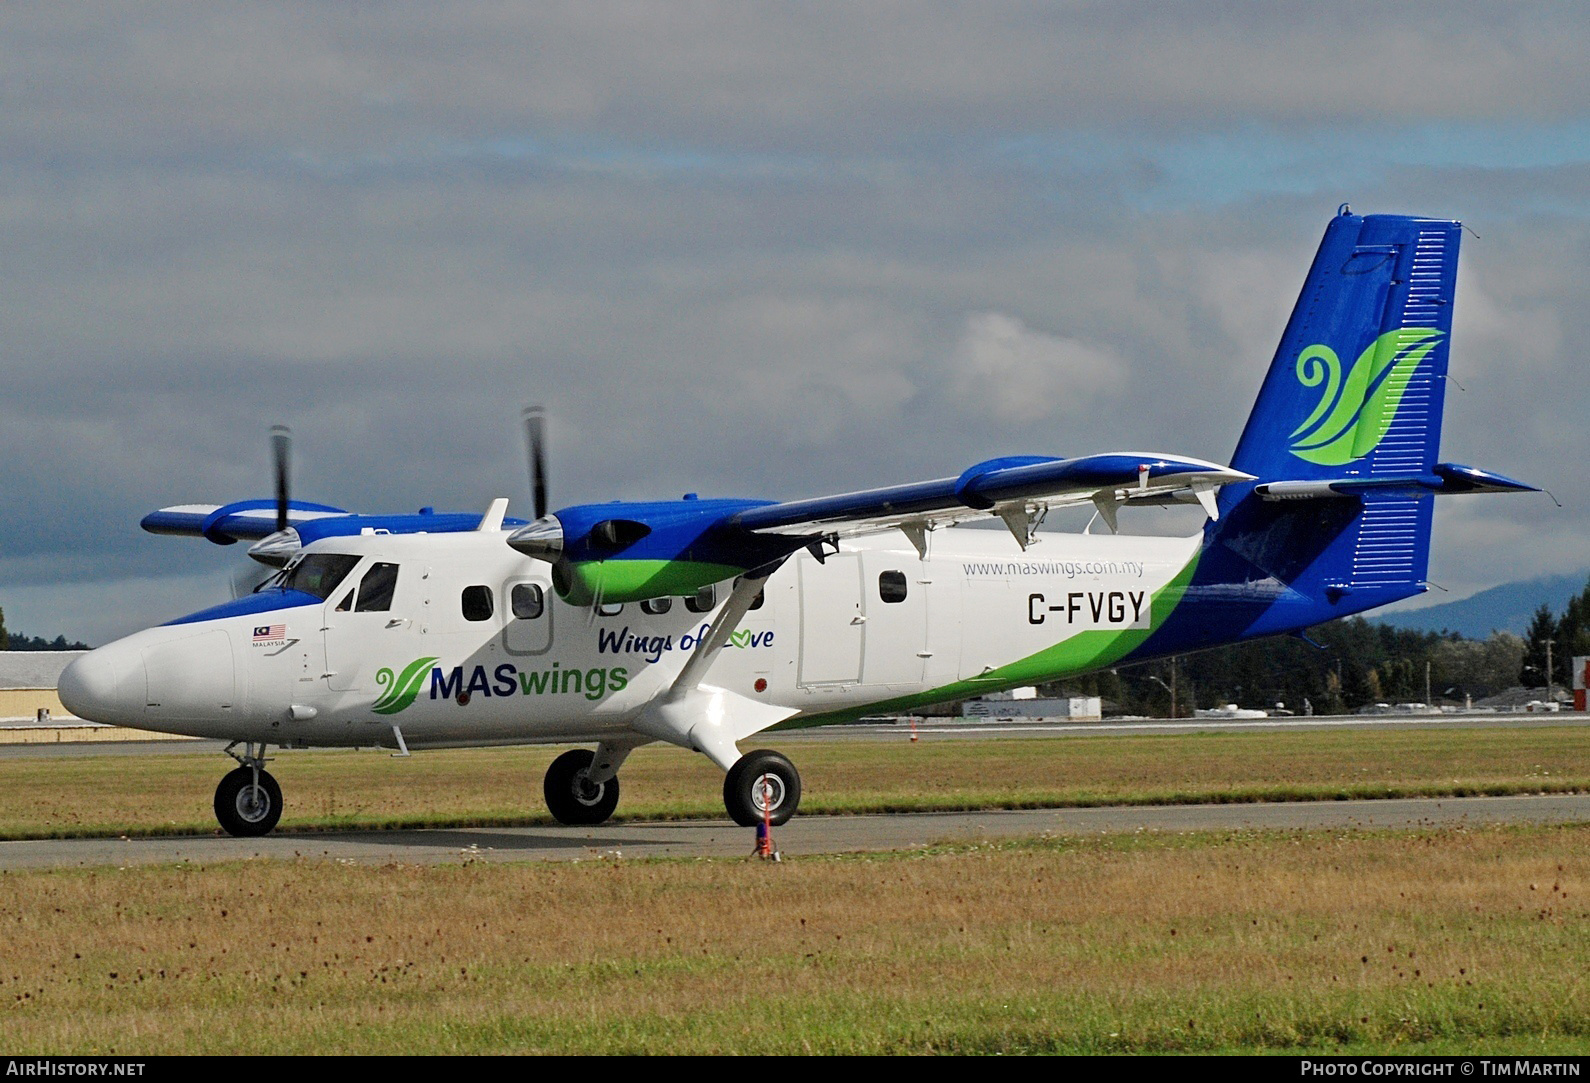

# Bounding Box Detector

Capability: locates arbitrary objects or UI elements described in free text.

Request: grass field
[0,824,1585,1054]
[0,725,1586,839]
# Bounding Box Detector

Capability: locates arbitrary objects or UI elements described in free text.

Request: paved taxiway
[2,709,1584,760]
[2,712,1584,869]
[2,794,1585,870]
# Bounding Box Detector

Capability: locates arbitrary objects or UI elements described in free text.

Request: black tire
[543,749,621,826]
[214,766,283,837]
[723,749,801,827]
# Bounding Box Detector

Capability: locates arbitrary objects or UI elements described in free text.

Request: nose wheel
[723,749,801,827]
[214,742,283,837]
[214,765,282,837]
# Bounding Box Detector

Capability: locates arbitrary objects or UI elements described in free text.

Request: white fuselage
[61,526,1200,750]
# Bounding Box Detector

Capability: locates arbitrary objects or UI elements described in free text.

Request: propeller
[231,562,276,600]
[271,425,292,533]
[523,406,548,520]
[512,405,566,565]
[247,425,302,568]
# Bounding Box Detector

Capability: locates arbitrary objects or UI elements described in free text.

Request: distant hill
[1376,571,1590,639]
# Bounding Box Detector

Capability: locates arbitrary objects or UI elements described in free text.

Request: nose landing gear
[214,742,282,837]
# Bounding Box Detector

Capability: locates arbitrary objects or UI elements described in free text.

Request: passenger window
[355,563,399,613]
[462,585,494,621]
[595,601,623,617]
[879,570,907,603]
[641,597,672,615]
[511,583,544,620]
[685,584,716,613]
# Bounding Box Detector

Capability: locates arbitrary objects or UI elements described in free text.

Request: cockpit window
[354,563,399,613]
[282,554,361,601]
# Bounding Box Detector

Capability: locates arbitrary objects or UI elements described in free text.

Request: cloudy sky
[3,3,1588,645]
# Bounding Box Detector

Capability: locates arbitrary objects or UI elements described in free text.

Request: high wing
[730,452,1255,553]
[141,499,532,567]
[503,451,1255,604]
[140,500,353,543]
[143,452,1253,602]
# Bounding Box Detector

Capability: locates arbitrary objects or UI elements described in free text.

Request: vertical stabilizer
[1229,209,1461,485]
[1172,211,1465,643]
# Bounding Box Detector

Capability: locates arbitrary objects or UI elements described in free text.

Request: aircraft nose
[58,648,145,726]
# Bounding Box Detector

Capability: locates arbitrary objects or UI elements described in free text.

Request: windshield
[281,554,361,601]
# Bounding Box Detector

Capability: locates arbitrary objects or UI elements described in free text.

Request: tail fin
[1138,209,1533,657]
[1201,211,1463,635]
[1230,208,1460,484]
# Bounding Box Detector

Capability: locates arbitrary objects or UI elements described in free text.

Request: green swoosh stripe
[372,656,439,715]
[792,552,1200,725]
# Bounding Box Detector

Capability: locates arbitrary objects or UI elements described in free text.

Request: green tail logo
[1288,328,1444,465]
[372,656,439,715]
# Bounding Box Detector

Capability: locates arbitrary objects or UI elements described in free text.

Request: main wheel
[543,749,621,826]
[723,749,801,827]
[214,766,283,837]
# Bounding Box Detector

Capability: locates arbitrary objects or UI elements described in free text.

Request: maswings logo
[1289,328,1443,466]
[372,657,439,715]
[371,656,629,714]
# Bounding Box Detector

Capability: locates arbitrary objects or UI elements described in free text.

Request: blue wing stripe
[731,453,1234,531]
[141,500,349,543]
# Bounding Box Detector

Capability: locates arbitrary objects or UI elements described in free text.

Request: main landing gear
[723,749,801,827]
[214,742,282,837]
[540,745,802,828]
[543,748,622,825]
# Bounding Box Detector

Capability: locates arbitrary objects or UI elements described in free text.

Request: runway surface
[2,793,1585,871]
[2,709,1584,759]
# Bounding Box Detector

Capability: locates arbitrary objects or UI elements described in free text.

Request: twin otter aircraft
[59,209,1535,836]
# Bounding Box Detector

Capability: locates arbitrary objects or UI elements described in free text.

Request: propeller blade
[231,562,275,599]
[270,425,292,533]
[523,406,548,520]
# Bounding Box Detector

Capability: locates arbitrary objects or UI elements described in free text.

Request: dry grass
[0,726,1586,839]
[0,824,1585,1054]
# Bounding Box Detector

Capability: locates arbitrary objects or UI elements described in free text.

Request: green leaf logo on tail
[372,656,438,715]
[1289,328,1444,465]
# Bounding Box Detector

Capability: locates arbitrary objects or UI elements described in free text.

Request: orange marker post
[753,776,780,860]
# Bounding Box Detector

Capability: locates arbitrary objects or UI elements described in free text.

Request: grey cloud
[2,5,1588,643]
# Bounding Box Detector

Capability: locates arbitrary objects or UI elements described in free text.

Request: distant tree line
[1521,577,1590,690]
[1047,616,1529,717]
[0,606,89,652]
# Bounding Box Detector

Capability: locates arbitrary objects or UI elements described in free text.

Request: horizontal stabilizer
[1255,462,1537,501]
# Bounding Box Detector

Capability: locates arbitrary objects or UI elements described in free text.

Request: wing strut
[632,562,798,770]
[664,563,780,702]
